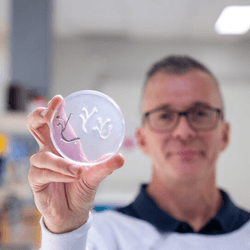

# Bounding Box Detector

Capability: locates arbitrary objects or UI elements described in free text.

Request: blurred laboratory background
[0,0,250,249]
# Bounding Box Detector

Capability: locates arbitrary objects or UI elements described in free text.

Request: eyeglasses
[143,106,223,132]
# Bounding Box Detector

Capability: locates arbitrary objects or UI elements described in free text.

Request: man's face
[137,70,230,182]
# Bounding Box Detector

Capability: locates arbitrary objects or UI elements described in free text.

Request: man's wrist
[43,212,89,234]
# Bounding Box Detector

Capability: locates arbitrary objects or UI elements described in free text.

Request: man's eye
[197,111,206,116]
[159,113,173,120]
[193,110,209,117]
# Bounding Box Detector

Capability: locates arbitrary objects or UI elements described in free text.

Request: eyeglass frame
[143,105,223,132]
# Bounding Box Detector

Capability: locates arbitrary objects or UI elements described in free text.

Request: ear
[220,122,230,152]
[136,126,150,155]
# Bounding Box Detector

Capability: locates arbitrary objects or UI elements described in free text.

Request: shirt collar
[214,189,242,232]
[131,184,240,233]
[132,184,180,232]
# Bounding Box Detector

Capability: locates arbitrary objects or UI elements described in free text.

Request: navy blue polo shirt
[116,184,250,235]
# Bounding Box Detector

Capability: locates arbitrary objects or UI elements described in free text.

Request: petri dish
[50,90,125,165]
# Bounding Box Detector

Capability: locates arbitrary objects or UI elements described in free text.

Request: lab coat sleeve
[39,212,92,250]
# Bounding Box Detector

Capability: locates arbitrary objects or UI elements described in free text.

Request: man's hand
[26,95,124,234]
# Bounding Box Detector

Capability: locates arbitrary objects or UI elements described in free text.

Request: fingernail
[68,165,79,175]
[41,109,49,117]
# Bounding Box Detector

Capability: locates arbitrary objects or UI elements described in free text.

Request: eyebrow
[152,101,213,112]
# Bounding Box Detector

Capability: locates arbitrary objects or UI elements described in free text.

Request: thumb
[82,153,125,188]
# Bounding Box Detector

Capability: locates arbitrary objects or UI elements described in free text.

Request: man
[27,56,250,249]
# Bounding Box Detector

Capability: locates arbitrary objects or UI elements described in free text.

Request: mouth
[166,150,201,159]
[175,150,200,161]
[176,150,199,156]
[166,148,206,159]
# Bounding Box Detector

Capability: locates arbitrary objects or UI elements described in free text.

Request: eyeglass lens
[148,108,218,131]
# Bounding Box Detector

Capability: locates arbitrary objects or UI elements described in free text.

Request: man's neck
[146,173,222,232]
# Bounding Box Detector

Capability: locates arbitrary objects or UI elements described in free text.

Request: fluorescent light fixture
[215,6,250,35]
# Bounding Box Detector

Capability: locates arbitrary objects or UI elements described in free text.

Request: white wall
[218,84,250,211]
[51,38,250,98]
[51,38,250,210]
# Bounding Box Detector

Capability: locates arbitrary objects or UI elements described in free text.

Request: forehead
[142,70,221,112]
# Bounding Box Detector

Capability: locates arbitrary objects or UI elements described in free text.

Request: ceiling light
[215,6,250,35]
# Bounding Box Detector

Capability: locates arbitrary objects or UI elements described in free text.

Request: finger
[30,151,81,177]
[26,95,63,152]
[82,153,125,188]
[27,95,63,131]
[29,166,78,188]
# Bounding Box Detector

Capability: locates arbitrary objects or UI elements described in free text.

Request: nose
[171,115,197,140]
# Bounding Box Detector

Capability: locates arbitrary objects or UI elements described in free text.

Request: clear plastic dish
[50,90,125,165]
